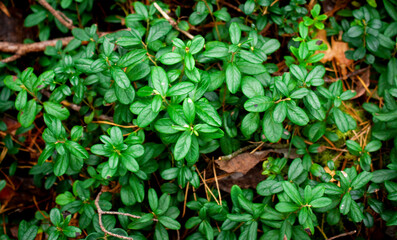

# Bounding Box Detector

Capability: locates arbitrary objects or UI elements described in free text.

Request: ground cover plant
[0,0,396,239]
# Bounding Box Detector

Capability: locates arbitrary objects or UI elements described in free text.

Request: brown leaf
[0,2,10,17]
[352,68,370,99]
[315,30,353,77]
[216,151,270,175]
[331,38,353,77]
[316,30,333,63]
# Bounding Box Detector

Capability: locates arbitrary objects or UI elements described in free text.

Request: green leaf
[288,158,304,181]
[195,102,222,127]
[229,22,241,44]
[290,88,309,99]
[275,202,300,213]
[43,102,70,121]
[120,153,139,172]
[351,171,372,189]
[287,103,309,126]
[305,91,321,110]
[160,52,183,65]
[174,131,192,160]
[384,0,397,21]
[203,46,228,58]
[340,192,352,215]
[18,100,38,128]
[241,76,264,98]
[147,21,172,43]
[244,96,274,112]
[184,52,195,70]
[159,216,181,230]
[22,225,38,240]
[347,26,364,38]
[118,49,147,67]
[54,153,70,176]
[15,90,27,111]
[115,84,135,105]
[282,181,303,205]
[134,1,148,19]
[183,98,195,124]
[333,108,349,132]
[372,169,397,183]
[309,197,332,208]
[189,36,205,54]
[227,213,253,222]
[263,111,283,143]
[137,105,159,127]
[275,80,289,96]
[167,82,195,96]
[111,67,131,89]
[349,200,364,222]
[226,63,241,94]
[24,10,47,27]
[241,112,259,137]
[290,65,307,82]
[236,61,267,75]
[346,140,362,152]
[50,208,62,226]
[4,75,23,91]
[364,140,382,152]
[65,141,89,159]
[374,109,397,122]
[151,66,169,97]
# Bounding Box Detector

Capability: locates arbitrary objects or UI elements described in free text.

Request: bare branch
[0,29,127,63]
[153,3,194,40]
[94,187,158,240]
[37,0,76,30]
[324,67,369,83]
[0,36,74,63]
[327,230,357,240]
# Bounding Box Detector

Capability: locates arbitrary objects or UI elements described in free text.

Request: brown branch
[0,36,74,63]
[94,187,158,240]
[327,230,356,240]
[153,3,194,39]
[0,29,126,63]
[37,0,76,30]
[41,90,114,122]
[324,67,369,83]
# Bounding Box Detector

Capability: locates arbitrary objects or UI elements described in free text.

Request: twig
[91,121,138,129]
[94,187,158,240]
[153,3,194,39]
[0,36,74,63]
[324,67,369,83]
[41,90,114,122]
[327,230,356,240]
[0,29,125,63]
[195,167,220,205]
[37,0,76,30]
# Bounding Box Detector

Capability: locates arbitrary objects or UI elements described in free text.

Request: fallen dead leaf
[216,149,300,174]
[216,149,301,192]
[352,67,370,99]
[332,37,353,77]
[315,30,353,77]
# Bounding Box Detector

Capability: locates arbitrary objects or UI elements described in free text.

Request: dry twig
[324,67,369,83]
[0,37,74,63]
[327,230,357,240]
[94,187,158,240]
[38,0,76,30]
[153,3,194,39]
